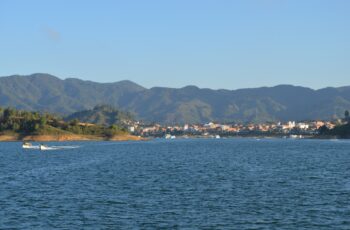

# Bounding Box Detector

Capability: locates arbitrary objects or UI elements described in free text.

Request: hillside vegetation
[65,105,134,127]
[1,73,350,123]
[0,107,128,139]
[318,111,350,138]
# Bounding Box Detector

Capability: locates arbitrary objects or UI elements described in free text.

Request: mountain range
[1,73,350,124]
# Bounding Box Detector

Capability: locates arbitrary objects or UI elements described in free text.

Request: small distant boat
[22,142,40,149]
[39,144,50,151]
[165,134,176,139]
[215,135,221,139]
[23,143,75,151]
[22,142,33,149]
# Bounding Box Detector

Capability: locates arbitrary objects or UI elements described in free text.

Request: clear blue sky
[1,0,349,89]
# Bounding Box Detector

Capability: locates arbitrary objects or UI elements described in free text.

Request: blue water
[1,139,350,229]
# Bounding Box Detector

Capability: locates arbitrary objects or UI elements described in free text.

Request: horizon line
[1,72,349,91]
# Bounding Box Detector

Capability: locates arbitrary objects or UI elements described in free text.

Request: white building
[297,123,309,130]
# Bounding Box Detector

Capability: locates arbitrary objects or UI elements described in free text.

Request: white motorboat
[22,142,40,149]
[22,142,33,149]
[165,134,176,139]
[39,144,50,151]
[23,143,74,151]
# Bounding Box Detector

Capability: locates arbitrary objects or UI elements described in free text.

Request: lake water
[1,138,350,229]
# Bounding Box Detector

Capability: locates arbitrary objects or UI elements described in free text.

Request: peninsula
[0,107,142,142]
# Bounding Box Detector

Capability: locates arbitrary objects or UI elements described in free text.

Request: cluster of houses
[129,120,340,138]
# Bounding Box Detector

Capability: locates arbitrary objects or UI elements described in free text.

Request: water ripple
[0,139,350,229]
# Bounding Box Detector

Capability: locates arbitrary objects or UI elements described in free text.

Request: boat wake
[23,146,40,149]
[23,144,80,151]
[51,145,80,149]
[41,145,80,151]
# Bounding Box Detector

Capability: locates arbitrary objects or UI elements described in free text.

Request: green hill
[65,105,134,127]
[0,107,128,137]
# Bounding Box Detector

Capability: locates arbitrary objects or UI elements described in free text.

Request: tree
[345,110,350,122]
[34,123,40,131]
[110,124,118,131]
[70,119,79,126]
[318,125,329,135]
[13,123,20,131]
[39,116,47,127]
[3,108,15,119]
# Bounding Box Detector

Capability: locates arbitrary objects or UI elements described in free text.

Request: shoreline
[141,135,349,140]
[0,134,145,142]
[1,134,347,142]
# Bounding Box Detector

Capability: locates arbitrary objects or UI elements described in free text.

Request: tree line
[318,110,350,138]
[0,107,127,137]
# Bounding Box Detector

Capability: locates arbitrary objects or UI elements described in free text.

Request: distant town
[1,105,349,140]
[128,119,344,139]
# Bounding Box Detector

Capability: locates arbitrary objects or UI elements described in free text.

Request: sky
[1,0,349,89]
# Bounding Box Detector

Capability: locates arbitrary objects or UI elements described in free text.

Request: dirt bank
[0,133,144,142]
